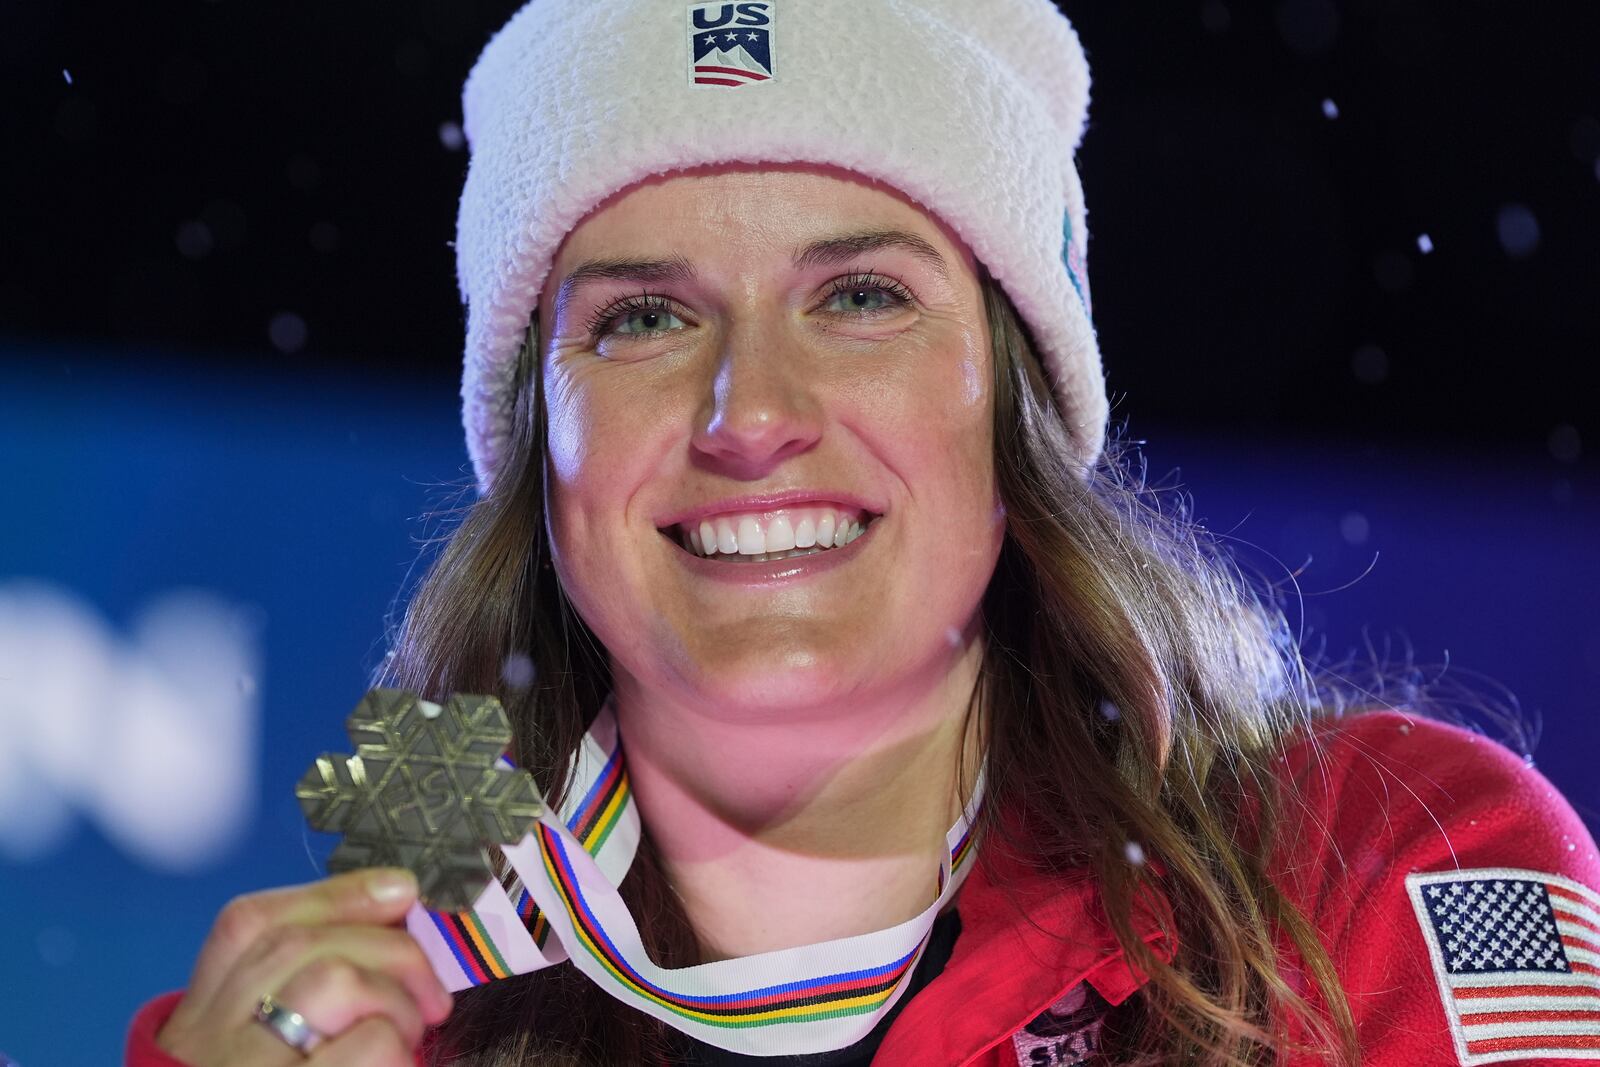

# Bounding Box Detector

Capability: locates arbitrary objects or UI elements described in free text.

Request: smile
[660,504,878,562]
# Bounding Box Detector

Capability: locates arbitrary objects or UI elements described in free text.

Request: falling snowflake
[1321,98,1338,120]
[296,689,544,912]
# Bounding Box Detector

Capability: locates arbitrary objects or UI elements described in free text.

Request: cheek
[543,358,597,487]
[860,321,992,468]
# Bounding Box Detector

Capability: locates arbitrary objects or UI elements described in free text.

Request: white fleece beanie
[456,0,1103,496]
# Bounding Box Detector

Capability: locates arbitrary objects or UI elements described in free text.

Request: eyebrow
[551,228,951,320]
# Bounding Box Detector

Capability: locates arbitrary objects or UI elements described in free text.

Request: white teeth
[736,516,765,555]
[716,519,739,555]
[675,507,874,558]
[765,513,796,552]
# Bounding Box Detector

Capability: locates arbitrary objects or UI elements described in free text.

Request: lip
[662,515,879,585]
[655,489,884,530]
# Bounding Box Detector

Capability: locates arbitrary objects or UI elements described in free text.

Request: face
[537,162,1004,721]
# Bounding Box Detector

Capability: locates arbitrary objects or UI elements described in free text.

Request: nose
[690,317,824,475]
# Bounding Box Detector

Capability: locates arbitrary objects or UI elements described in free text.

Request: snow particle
[62,69,72,85]
[1200,1,1231,33]
[1098,699,1122,722]
[1320,98,1339,120]
[308,220,341,254]
[945,626,963,648]
[1275,0,1340,55]
[1495,203,1540,259]
[174,219,214,261]
[1350,343,1389,385]
[1124,840,1147,866]
[1338,511,1369,546]
[267,312,308,354]
[1416,233,1433,255]
[438,120,465,151]
[1548,423,1582,463]
[501,650,535,689]
[1568,116,1600,163]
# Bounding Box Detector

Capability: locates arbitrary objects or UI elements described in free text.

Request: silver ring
[252,993,324,1056]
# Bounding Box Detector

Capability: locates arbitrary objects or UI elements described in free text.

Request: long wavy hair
[372,262,1451,1064]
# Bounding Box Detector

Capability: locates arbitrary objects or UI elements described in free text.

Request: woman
[128,1,1600,1064]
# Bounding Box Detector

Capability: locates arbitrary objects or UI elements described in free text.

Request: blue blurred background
[3,1,1597,1063]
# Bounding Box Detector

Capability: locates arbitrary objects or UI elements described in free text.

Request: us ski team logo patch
[688,2,774,87]
[1406,867,1600,1063]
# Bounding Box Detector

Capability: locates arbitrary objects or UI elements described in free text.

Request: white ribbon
[406,696,984,1056]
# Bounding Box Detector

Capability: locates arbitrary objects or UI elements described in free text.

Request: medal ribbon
[406,695,986,1056]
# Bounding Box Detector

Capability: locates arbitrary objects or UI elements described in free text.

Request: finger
[306,1015,413,1067]
[271,958,426,1049]
[232,993,335,1067]
[212,922,453,1033]
[187,869,419,1007]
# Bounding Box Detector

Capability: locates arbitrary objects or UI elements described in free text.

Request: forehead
[546,162,975,280]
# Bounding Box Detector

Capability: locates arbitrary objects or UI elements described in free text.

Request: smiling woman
[127,1,1600,1066]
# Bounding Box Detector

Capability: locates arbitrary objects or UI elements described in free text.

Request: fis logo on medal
[688,2,774,87]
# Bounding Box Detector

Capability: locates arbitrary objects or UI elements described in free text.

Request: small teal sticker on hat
[1061,209,1092,320]
[688,2,775,87]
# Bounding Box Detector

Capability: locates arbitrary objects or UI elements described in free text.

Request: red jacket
[127,710,1600,1066]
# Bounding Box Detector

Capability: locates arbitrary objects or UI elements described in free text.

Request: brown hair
[376,264,1394,1064]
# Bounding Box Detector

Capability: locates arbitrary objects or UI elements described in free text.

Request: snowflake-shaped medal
[295,688,544,912]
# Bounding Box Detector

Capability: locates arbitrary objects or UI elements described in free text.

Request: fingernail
[367,868,417,903]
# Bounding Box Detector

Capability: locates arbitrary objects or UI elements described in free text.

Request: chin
[669,641,868,722]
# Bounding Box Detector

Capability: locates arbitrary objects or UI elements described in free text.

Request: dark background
[2,3,1597,1064]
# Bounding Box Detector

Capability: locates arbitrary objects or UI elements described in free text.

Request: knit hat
[456,0,1103,496]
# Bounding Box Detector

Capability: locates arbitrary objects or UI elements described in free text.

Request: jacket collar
[874,802,1177,1064]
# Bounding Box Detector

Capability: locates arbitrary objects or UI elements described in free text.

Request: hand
[154,868,454,1066]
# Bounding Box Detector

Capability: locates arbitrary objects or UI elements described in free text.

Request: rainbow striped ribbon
[406,695,985,1056]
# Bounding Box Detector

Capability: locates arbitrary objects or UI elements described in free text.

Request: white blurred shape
[1320,98,1338,120]
[0,581,260,870]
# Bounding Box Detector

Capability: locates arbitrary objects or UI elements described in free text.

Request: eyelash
[583,271,917,341]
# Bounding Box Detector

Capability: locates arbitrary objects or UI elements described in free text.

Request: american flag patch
[687,2,774,87]
[1406,867,1600,1063]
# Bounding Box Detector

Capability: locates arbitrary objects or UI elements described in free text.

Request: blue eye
[587,294,685,340]
[612,304,685,338]
[821,272,915,318]
[586,272,915,342]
